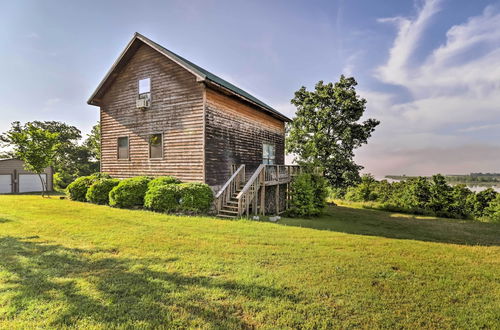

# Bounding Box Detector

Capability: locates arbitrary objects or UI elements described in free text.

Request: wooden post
[275,184,280,214]
[260,168,266,216]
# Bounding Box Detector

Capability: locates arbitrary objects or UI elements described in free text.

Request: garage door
[19,174,46,193]
[0,175,12,193]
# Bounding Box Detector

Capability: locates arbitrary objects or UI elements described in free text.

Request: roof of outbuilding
[88,33,291,122]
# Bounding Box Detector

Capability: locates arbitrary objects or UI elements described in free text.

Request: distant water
[377,177,500,193]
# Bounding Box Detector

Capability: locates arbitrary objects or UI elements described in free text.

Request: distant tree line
[332,174,500,222]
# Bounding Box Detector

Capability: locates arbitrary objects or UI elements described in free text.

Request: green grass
[0,195,499,329]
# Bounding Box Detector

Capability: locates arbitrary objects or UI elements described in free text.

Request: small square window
[139,78,150,94]
[149,133,163,159]
[117,137,129,159]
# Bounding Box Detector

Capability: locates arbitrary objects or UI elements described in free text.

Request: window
[138,78,151,102]
[117,137,129,159]
[262,143,275,165]
[149,133,163,159]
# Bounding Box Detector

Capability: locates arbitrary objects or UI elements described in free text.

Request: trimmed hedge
[67,173,110,202]
[86,178,120,205]
[144,184,179,213]
[148,176,181,189]
[109,176,151,208]
[177,182,213,213]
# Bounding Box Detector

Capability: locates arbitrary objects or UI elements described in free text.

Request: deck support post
[275,183,280,214]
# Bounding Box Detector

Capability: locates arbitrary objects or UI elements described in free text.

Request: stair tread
[217,214,238,218]
[219,209,239,214]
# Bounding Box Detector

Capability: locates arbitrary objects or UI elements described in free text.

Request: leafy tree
[345,174,378,202]
[449,184,474,219]
[2,123,60,197]
[84,122,101,161]
[286,76,380,188]
[373,180,393,203]
[483,194,500,223]
[402,177,431,212]
[473,188,498,217]
[428,174,453,217]
[1,121,99,189]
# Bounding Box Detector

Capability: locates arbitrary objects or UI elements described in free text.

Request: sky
[1,0,499,177]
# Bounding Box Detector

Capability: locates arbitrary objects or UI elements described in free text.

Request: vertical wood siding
[100,44,205,181]
[204,88,285,187]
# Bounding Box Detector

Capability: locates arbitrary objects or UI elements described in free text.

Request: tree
[428,174,453,217]
[286,76,380,188]
[2,123,60,197]
[473,188,498,217]
[1,121,99,189]
[483,194,500,223]
[84,122,101,162]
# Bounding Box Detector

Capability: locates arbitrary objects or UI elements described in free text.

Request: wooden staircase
[214,164,301,219]
[217,187,243,218]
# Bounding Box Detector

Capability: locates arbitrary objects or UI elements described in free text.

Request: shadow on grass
[0,218,11,223]
[0,236,297,328]
[280,206,500,246]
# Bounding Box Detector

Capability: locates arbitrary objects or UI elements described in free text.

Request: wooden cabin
[88,33,298,217]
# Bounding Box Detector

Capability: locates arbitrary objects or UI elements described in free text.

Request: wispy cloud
[375,0,442,86]
[360,0,500,175]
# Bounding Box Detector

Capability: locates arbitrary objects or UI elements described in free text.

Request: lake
[380,178,500,193]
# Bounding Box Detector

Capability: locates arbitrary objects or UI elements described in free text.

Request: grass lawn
[0,195,499,329]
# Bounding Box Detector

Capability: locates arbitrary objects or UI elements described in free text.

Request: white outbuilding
[0,159,53,193]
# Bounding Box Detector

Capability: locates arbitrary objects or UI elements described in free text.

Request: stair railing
[215,164,245,214]
[236,164,266,216]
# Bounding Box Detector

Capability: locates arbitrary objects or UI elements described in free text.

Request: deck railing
[214,164,245,213]
[236,164,266,216]
[216,164,304,217]
[264,165,301,183]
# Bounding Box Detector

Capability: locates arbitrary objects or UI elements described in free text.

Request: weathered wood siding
[204,88,285,187]
[99,43,205,181]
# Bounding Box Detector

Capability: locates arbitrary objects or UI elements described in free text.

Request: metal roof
[88,33,291,122]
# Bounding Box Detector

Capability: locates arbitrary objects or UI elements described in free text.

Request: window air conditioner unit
[136,98,150,109]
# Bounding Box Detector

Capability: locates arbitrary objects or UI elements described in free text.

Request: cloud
[375,0,442,86]
[458,123,500,133]
[360,1,500,175]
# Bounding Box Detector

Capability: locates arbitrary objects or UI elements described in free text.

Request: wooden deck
[215,164,301,218]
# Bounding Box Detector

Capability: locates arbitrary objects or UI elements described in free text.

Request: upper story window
[138,78,151,101]
[139,78,150,94]
[262,143,275,165]
[149,133,163,159]
[117,136,129,159]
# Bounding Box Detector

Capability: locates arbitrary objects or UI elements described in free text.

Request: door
[0,175,12,193]
[19,174,46,193]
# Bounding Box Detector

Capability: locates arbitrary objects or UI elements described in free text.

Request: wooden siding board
[204,88,285,187]
[100,44,205,181]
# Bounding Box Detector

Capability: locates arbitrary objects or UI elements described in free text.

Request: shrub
[288,173,326,217]
[473,188,498,217]
[344,174,378,202]
[483,194,500,223]
[177,182,214,213]
[109,176,151,208]
[86,178,120,205]
[144,184,179,213]
[67,173,110,202]
[148,176,181,189]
